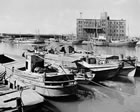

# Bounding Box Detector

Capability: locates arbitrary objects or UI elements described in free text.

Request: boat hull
[118,67,136,77]
[72,40,83,45]
[5,69,78,97]
[93,41,109,46]
[92,67,120,81]
[134,65,140,77]
[108,41,137,47]
[35,84,77,97]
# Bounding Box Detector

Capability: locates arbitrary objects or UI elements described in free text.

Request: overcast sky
[0,0,140,36]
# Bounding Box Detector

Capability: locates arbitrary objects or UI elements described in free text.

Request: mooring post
[16,97,23,112]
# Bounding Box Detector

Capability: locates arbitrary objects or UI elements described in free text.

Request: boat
[59,39,84,45]
[0,55,46,112]
[135,62,140,77]
[0,84,44,112]
[72,39,84,45]
[92,35,109,46]
[117,56,137,77]
[14,37,45,44]
[33,34,45,44]
[73,55,122,81]
[73,55,137,81]
[108,40,137,47]
[4,52,77,97]
[136,41,140,47]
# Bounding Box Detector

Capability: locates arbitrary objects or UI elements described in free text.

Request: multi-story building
[77,12,126,41]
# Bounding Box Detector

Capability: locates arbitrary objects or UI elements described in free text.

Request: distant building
[77,12,126,41]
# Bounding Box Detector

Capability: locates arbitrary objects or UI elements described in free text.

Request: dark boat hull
[135,65,140,77]
[118,67,136,77]
[35,84,78,97]
[92,67,120,81]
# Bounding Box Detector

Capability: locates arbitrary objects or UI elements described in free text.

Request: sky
[0,0,140,36]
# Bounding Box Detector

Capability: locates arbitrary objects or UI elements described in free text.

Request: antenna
[80,12,83,19]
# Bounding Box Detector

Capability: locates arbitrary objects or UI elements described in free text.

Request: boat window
[88,58,96,64]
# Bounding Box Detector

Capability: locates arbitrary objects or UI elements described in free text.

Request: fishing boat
[4,52,77,97]
[73,55,121,81]
[73,55,137,81]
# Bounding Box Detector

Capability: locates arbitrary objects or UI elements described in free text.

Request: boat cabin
[80,55,119,65]
[25,53,44,72]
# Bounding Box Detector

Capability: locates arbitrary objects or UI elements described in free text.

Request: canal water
[1,42,140,112]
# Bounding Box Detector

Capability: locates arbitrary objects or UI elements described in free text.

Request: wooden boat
[4,52,77,97]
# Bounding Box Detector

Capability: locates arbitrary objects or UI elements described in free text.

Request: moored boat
[59,39,84,45]
[135,62,140,77]
[73,55,137,81]
[108,40,137,47]
[73,55,122,81]
[92,36,109,46]
[136,41,140,47]
[0,84,44,112]
[4,52,77,97]
[116,56,137,77]
[72,39,84,45]
[0,56,45,112]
